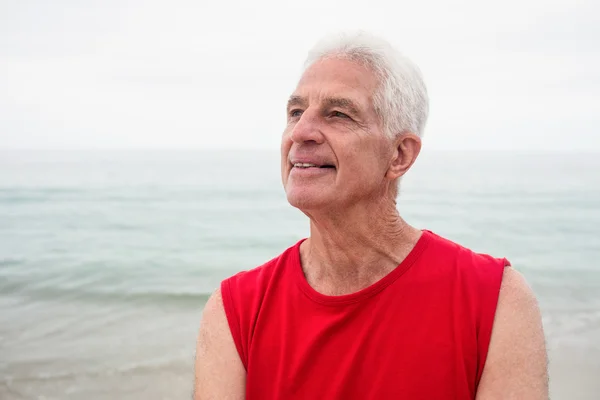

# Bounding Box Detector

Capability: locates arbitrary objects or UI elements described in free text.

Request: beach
[1,150,599,399]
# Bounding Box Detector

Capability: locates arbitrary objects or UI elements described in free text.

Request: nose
[289,110,325,145]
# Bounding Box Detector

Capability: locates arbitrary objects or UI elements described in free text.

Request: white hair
[304,31,429,139]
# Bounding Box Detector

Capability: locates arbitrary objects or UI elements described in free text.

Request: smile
[292,163,335,169]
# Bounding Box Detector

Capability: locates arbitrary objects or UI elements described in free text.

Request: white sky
[0,0,598,151]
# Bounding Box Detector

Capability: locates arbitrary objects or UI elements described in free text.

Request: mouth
[292,162,336,169]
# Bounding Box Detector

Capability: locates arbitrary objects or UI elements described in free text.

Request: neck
[299,197,422,296]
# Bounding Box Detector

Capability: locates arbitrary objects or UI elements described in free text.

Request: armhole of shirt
[220,278,248,371]
[475,258,511,388]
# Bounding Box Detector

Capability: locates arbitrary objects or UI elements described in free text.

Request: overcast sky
[0,0,598,151]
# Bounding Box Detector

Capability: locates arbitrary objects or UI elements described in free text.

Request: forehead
[292,58,379,109]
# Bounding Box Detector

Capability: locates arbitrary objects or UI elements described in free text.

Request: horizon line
[1,147,599,153]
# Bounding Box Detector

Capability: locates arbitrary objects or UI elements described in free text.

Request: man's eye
[289,109,303,118]
[332,111,350,119]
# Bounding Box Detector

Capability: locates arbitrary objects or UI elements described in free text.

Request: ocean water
[1,150,599,399]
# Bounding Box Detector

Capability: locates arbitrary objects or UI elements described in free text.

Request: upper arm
[476,267,549,400]
[194,288,246,400]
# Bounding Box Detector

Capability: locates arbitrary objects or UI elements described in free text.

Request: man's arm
[476,267,549,399]
[194,288,246,400]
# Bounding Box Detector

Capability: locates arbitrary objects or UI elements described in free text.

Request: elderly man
[194,32,548,399]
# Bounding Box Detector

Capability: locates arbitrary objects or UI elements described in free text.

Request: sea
[1,150,599,399]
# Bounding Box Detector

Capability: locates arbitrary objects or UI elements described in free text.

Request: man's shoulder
[421,230,511,289]
[218,240,303,353]
[424,230,510,266]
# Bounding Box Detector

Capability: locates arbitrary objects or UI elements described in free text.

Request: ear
[385,132,422,180]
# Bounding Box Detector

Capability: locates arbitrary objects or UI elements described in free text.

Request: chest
[245,293,479,400]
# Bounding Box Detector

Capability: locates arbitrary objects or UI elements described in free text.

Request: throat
[303,262,398,296]
[299,241,409,297]
[299,221,423,296]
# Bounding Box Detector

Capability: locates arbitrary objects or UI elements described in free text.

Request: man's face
[281,57,394,211]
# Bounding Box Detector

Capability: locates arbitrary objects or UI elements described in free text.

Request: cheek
[341,147,387,183]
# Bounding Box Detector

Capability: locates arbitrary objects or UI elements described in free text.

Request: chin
[285,188,331,211]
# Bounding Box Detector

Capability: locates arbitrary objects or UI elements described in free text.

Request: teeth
[294,163,318,168]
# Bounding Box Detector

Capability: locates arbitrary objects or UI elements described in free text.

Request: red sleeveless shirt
[221,230,510,399]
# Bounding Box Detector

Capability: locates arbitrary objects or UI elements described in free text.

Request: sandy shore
[1,345,599,400]
[548,345,600,400]
[0,362,194,400]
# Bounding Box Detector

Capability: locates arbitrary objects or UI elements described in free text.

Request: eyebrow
[323,97,361,117]
[287,95,307,112]
[286,95,362,117]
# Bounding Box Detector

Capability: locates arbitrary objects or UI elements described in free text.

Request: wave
[0,356,190,384]
[0,257,25,267]
[0,280,212,308]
